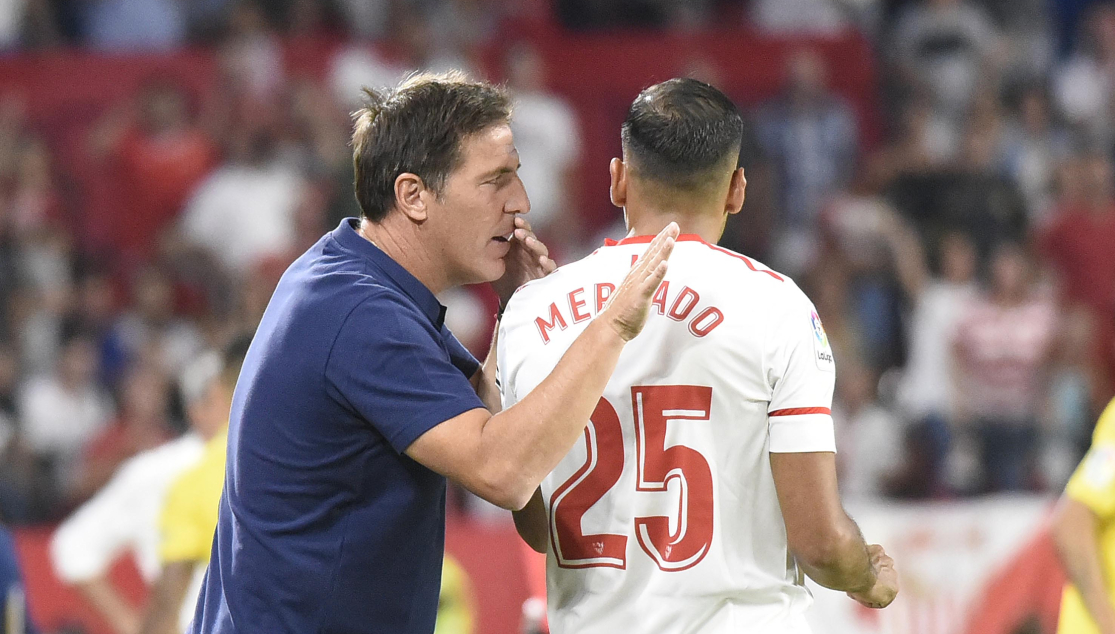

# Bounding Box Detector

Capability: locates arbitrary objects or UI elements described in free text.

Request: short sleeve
[51,468,137,582]
[326,293,486,454]
[1065,401,1115,519]
[1065,441,1115,520]
[765,286,837,453]
[159,471,210,563]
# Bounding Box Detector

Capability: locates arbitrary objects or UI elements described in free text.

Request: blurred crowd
[0,0,1112,531]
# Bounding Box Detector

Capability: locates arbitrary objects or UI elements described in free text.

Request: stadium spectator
[504,42,582,254]
[1055,3,1115,147]
[176,117,306,278]
[106,267,204,383]
[891,0,1004,122]
[953,242,1058,493]
[832,358,903,499]
[48,353,219,634]
[757,49,858,274]
[1000,82,1070,218]
[893,230,978,493]
[88,82,217,270]
[72,366,174,502]
[17,331,112,474]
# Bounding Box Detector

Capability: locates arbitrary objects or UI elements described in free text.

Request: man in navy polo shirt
[190,72,679,634]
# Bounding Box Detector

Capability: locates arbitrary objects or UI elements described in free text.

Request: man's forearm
[1053,498,1115,633]
[77,578,140,634]
[513,488,548,553]
[481,319,627,506]
[795,518,876,593]
[137,562,194,634]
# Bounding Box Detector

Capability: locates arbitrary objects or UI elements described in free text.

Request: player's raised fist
[600,222,679,341]
[847,544,899,609]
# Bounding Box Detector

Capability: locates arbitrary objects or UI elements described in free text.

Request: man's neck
[625,206,726,245]
[358,218,449,294]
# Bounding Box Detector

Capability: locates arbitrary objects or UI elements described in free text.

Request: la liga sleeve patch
[811,310,835,372]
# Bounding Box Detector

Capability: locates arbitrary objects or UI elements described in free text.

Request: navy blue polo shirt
[191,219,486,634]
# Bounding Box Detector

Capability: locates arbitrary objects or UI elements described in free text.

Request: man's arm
[136,562,194,634]
[770,452,898,608]
[76,578,140,634]
[407,224,678,511]
[513,488,547,553]
[1051,495,1115,634]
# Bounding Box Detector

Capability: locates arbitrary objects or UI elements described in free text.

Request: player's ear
[725,167,746,215]
[394,172,429,223]
[609,158,627,208]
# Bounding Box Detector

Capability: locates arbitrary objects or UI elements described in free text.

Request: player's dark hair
[351,71,513,222]
[621,78,744,192]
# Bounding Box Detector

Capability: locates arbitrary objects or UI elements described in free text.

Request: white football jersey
[497,234,838,634]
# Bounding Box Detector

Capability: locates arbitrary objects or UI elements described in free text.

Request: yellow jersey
[1058,399,1115,634]
[159,428,228,564]
[435,554,475,634]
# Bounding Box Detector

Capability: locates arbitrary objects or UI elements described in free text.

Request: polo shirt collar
[332,218,448,328]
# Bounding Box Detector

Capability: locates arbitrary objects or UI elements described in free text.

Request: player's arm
[136,562,194,634]
[513,488,547,553]
[1051,430,1115,634]
[407,224,678,511]
[76,578,140,634]
[765,288,896,608]
[770,452,896,606]
[1052,496,1115,634]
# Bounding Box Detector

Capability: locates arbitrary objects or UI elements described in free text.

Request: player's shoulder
[1095,398,1115,444]
[678,240,814,306]
[504,251,605,314]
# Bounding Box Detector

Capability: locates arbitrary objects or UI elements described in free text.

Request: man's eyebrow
[480,164,520,179]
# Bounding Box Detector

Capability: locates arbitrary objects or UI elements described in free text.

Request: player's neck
[625,207,726,245]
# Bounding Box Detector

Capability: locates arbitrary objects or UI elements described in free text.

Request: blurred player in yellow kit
[1053,398,1115,634]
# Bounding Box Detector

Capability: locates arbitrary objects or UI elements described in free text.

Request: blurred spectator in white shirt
[1055,3,1115,147]
[1000,82,1070,218]
[505,42,581,253]
[953,242,1057,492]
[49,351,223,634]
[18,331,112,461]
[892,0,1003,121]
[178,124,305,278]
[833,359,903,499]
[757,49,857,275]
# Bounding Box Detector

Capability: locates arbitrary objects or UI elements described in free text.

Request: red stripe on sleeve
[769,407,832,417]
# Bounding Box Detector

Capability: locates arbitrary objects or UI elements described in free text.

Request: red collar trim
[603,234,707,247]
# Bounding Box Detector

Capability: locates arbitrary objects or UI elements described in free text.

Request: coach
[188,72,677,634]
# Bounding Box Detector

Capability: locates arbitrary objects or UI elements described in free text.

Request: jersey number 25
[549,385,714,572]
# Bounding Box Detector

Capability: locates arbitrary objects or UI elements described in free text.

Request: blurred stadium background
[0,0,1111,632]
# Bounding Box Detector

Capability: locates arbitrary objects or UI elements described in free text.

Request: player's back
[498,235,837,634]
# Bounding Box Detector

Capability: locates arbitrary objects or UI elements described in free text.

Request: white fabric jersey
[498,235,837,634]
[51,434,205,584]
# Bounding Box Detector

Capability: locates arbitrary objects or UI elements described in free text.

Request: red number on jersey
[549,398,628,569]
[632,385,714,571]
[548,386,715,572]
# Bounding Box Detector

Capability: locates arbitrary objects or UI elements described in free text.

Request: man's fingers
[540,255,557,274]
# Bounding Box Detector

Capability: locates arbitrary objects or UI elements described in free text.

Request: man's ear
[609,158,627,208]
[725,167,746,215]
[394,173,429,223]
